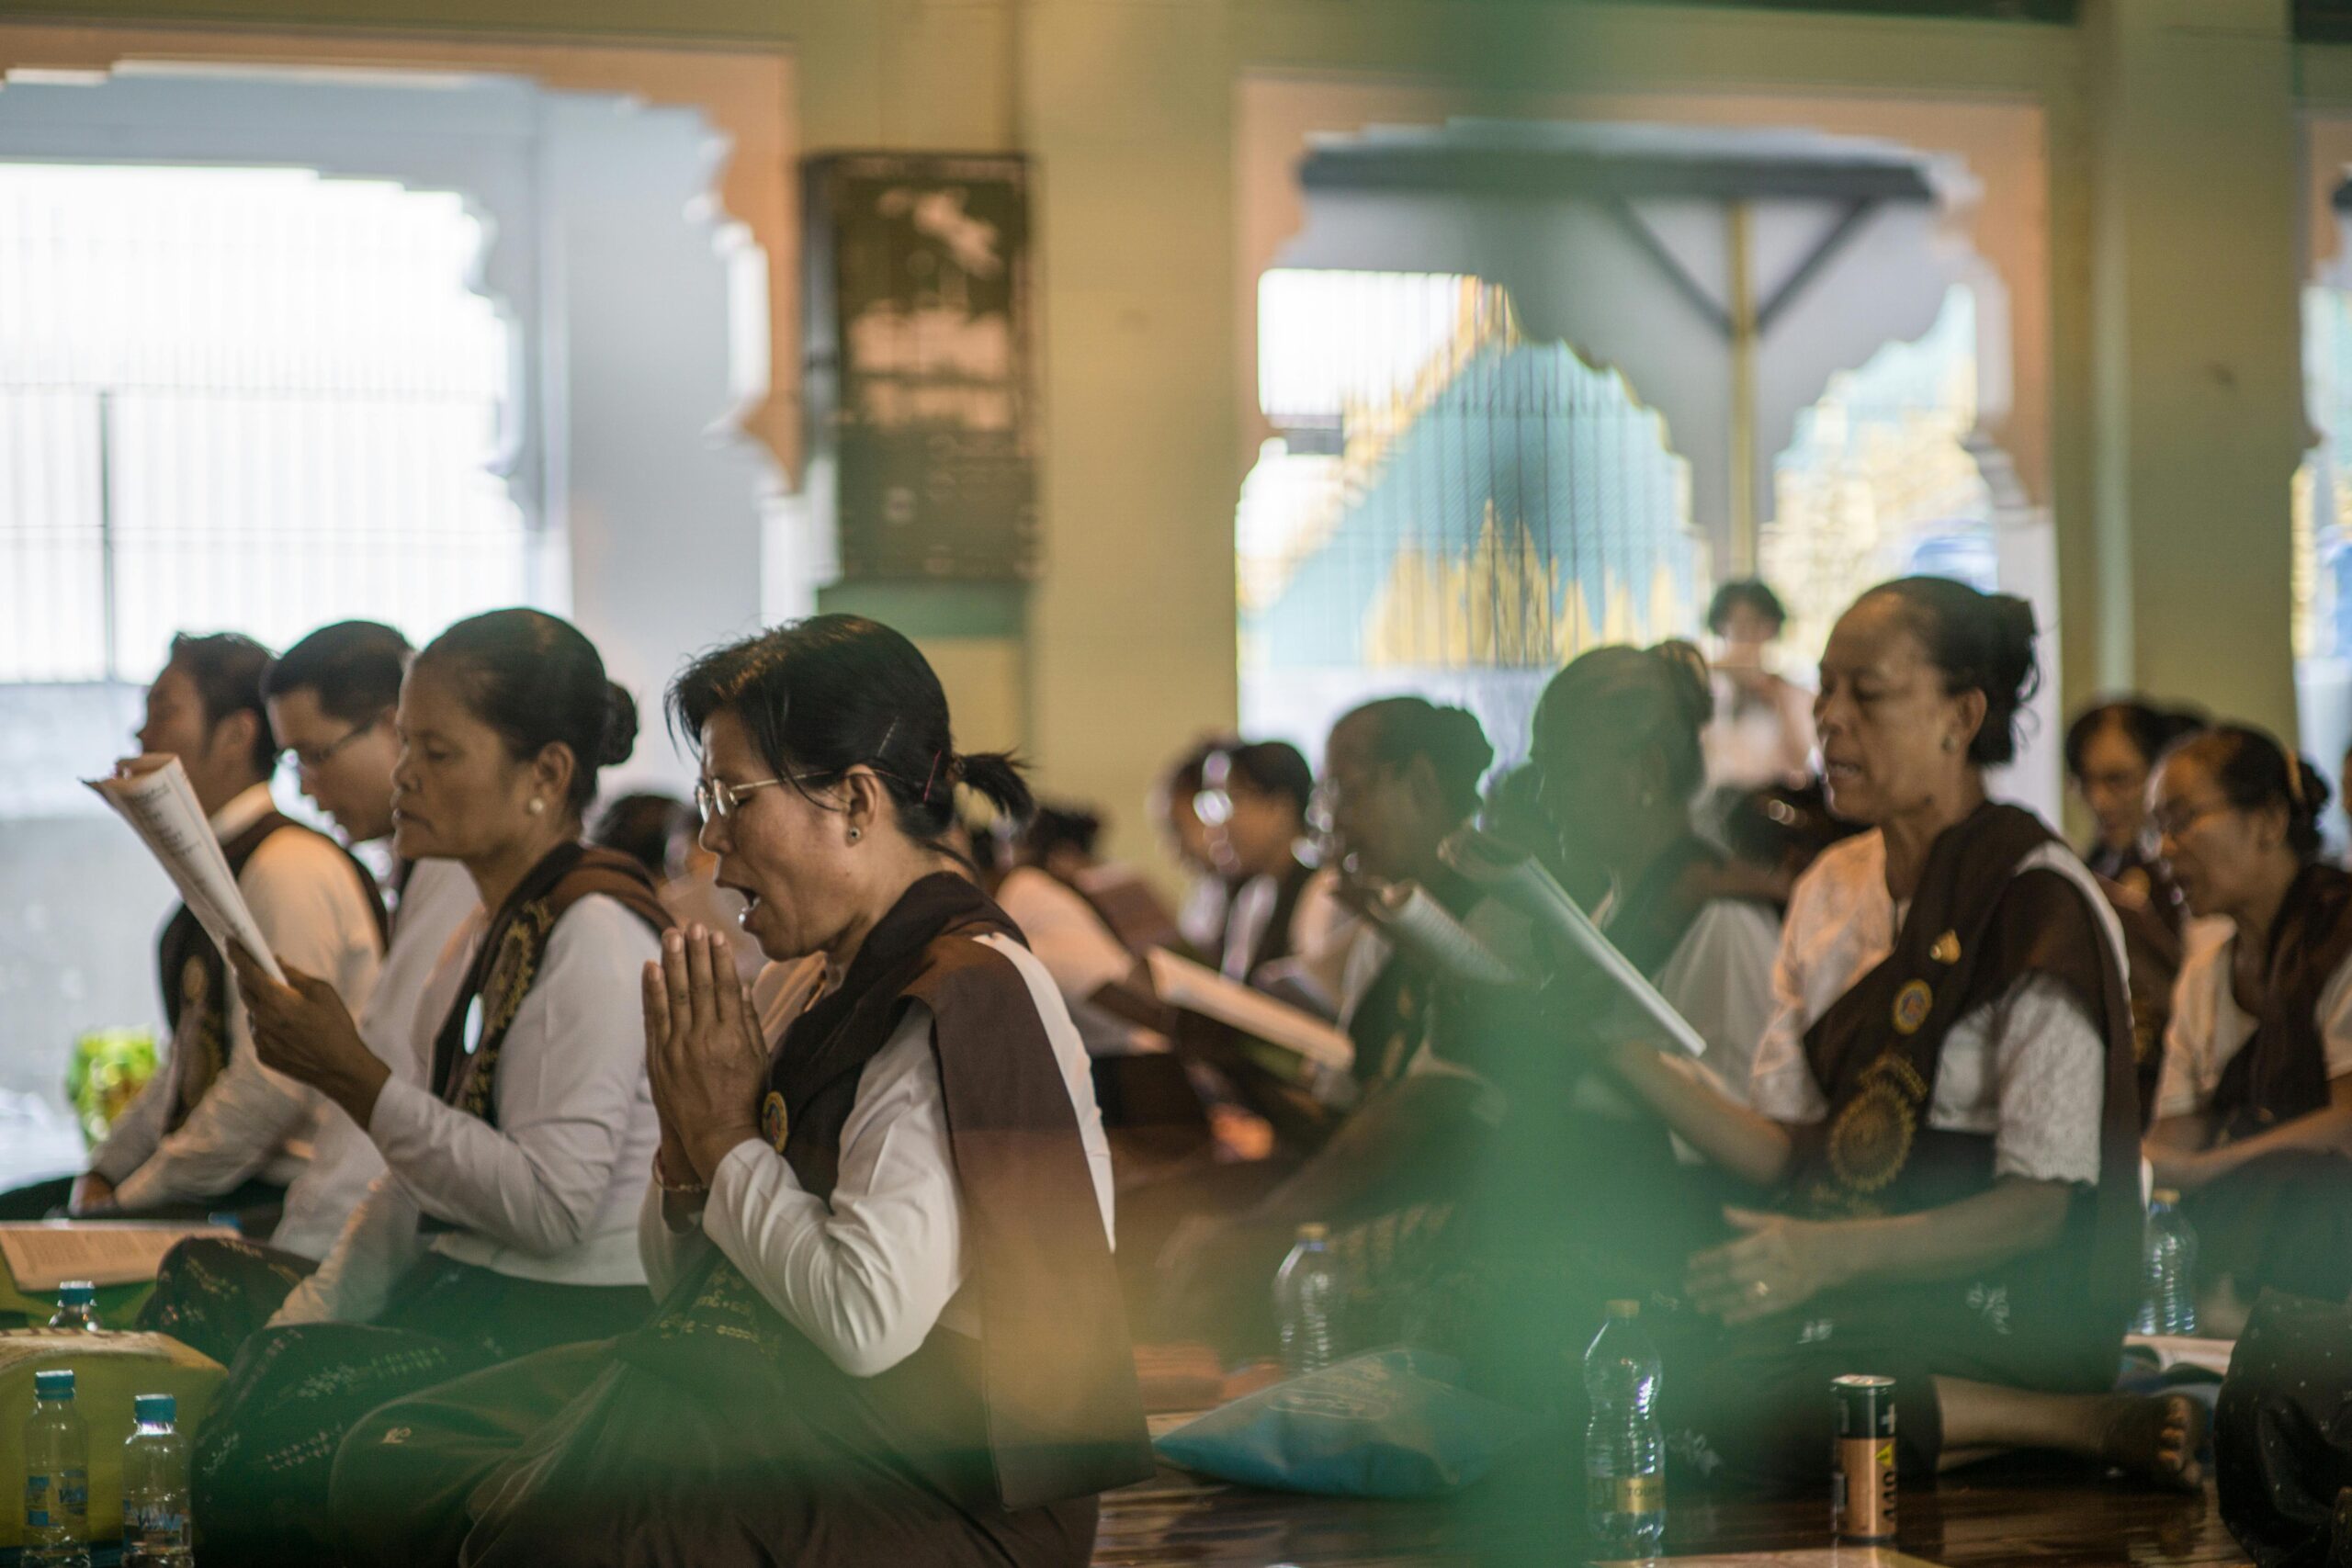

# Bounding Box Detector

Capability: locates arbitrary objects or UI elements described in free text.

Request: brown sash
[157,810,388,1132]
[631,873,1153,1509]
[1791,804,2143,1327]
[2212,863,2352,1141]
[2097,871,2184,1133]
[426,841,671,1126]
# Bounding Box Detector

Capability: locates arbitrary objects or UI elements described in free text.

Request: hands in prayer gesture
[644,925,769,1190]
[227,941,390,1127]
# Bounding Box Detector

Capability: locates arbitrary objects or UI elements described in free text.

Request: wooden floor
[1096,1456,2250,1567]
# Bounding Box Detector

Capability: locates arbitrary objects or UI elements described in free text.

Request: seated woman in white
[2143,725,2352,1315]
[193,608,670,1568]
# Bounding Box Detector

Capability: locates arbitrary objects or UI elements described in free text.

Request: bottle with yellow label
[1582,1300,1665,1556]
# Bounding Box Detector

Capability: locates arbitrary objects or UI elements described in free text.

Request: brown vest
[427,841,671,1127]
[157,810,388,1133]
[1791,804,2143,1331]
[630,873,1153,1511]
[2212,863,2352,1141]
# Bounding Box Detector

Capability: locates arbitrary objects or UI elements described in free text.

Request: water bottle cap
[33,1370,74,1399]
[1295,1223,1329,1242]
[134,1393,176,1424]
[2151,1188,2181,1206]
[58,1280,96,1304]
[1606,1299,1641,1319]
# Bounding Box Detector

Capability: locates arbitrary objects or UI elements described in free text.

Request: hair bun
[1987,593,2041,706]
[1439,705,1497,780]
[1647,638,1714,728]
[2295,754,2335,826]
[599,681,639,767]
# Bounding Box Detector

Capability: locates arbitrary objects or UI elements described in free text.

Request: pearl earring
[527,798,546,816]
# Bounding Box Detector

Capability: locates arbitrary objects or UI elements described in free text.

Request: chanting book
[0,1220,235,1292]
[85,754,285,985]
[1359,881,1525,987]
[1438,829,1708,1058]
[1144,948,1354,1076]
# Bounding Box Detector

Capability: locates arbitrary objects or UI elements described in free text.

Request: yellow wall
[4,0,2332,863]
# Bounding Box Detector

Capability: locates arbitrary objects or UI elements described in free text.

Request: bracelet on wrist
[652,1149,709,1197]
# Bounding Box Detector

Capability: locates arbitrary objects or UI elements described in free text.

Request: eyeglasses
[2149,795,2231,844]
[284,711,389,774]
[693,771,826,825]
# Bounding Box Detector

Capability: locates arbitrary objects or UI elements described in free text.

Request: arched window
[1239,267,1703,762]
[1761,285,1995,669]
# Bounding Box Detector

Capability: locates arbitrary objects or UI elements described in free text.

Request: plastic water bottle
[21,1369,90,1568]
[122,1394,192,1568]
[1583,1299,1666,1557]
[1272,1223,1349,1376]
[2135,1190,2199,1337]
[47,1282,101,1333]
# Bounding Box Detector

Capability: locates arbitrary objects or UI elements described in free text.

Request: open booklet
[1144,948,1355,1076]
[85,754,285,985]
[0,1221,236,1292]
[1439,828,1709,1058]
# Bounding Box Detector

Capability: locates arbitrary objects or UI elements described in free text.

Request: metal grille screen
[1239,268,1705,765]
[0,162,529,682]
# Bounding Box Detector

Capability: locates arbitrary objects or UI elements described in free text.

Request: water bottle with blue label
[122,1393,192,1567]
[21,1368,91,1568]
[46,1281,101,1333]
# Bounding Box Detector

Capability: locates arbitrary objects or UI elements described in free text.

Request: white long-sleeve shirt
[640,933,1114,1380]
[273,891,662,1325]
[1745,829,2125,1187]
[269,859,479,1260]
[94,783,384,1209]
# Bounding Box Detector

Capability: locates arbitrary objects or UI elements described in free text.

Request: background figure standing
[1701,580,1816,792]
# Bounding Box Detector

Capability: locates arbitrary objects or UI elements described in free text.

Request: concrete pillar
[2080,0,2303,739]
[1018,0,1240,865]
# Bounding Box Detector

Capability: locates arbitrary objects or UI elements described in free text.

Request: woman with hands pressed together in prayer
[190,609,671,1568]
[1600,578,2202,1493]
[327,615,1148,1568]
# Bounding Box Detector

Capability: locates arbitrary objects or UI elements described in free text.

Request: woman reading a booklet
[1151,698,1509,1354]
[327,615,1148,1568]
[1586,578,2199,1492]
[185,609,671,1567]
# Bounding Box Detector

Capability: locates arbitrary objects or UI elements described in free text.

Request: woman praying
[327,614,1148,1568]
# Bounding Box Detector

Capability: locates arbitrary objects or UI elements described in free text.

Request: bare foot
[2099,1391,2209,1492]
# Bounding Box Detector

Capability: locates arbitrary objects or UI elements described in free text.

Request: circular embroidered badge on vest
[1891,979,1934,1035]
[1828,1080,1915,1193]
[762,1089,789,1153]
[481,913,542,1043]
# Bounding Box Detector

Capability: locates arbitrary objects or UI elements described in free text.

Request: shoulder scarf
[158,812,389,1132]
[1792,803,2142,1323]
[633,871,1153,1509]
[1603,833,1757,978]
[426,841,671,1127]
[2211,863,2352,1141]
